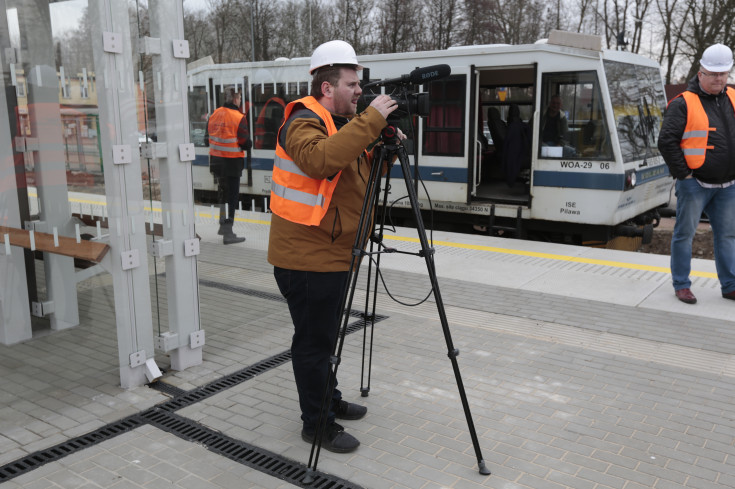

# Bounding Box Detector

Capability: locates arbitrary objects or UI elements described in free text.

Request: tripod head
[380,124,401,145]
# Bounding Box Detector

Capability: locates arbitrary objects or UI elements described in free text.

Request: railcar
[187,31,671,244]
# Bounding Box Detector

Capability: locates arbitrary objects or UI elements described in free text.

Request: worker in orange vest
[268,40,403,453]
[658,43,735,304]
[206,86,251,244]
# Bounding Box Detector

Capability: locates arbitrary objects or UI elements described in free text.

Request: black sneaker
[301,423,360,453]
[335,400,367,420]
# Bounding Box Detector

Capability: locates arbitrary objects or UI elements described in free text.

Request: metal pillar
[0,3,31,344]
[148,1,203,370]
[19,0,78,330]
[89,0,160,388]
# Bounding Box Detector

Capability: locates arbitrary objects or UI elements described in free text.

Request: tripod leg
[360,165,395,398]
[359,171,384,397]
[304,145,389,479]
[360,235,375,398]
[394,145,491,476]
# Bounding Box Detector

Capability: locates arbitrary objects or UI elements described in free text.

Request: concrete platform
[1,210,734,488]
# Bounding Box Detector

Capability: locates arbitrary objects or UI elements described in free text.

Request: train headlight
[624,170,637,190]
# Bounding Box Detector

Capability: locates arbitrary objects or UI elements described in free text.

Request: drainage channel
[142,409,356,488]
[0,416,145,483]
[0,281,387,487]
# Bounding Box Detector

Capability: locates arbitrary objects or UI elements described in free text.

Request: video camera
[358,64,451,122]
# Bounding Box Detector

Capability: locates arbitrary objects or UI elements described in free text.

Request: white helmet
[309,40,363,74]
[700,43,733,72]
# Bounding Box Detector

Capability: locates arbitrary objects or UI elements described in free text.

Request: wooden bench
[73,213,165,238]
[0,225,110,263]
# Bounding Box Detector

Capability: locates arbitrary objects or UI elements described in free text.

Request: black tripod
[303,126,491,483]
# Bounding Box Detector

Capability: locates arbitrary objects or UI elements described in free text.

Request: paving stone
[3,237,735,488]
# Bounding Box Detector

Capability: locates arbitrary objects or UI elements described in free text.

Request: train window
[251,82,287,150]
[479,85,534,148]
[539,71,612,160]
[188,86,208,147]
[604,60,666,163]
[423,75,466,157]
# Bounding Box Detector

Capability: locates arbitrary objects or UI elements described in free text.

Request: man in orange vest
[207,87,251,244]
[267,40,402,453]
[658,43,735,304]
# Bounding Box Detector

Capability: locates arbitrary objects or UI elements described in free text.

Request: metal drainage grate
[142,408,362,489]
[0,415,144,483]
[154,350,293,412]
[0,280,389,485]
[149,380,188,398]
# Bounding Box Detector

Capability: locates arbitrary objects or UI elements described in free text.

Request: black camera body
[358,92,430,122]
[358,64,450,122]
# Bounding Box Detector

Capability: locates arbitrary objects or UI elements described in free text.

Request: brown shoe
[675,288,697,304]
[723,290,735,301]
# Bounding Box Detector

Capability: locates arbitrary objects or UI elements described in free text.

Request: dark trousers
[215,175,240,223]
[274,267,347,432]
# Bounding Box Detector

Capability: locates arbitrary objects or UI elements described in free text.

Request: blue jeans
[274,267,347,433]
[671,178,735,294]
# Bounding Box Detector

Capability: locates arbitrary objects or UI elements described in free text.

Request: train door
[470,64,536,206]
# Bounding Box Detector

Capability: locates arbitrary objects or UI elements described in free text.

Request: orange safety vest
[676,88,735,169]
[208,106,245,158]
[270,96,341,226]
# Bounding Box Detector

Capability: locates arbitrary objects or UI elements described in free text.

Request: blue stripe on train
[532,171,625,190]
[194,154,670,190]
[534,164,669,190]
[193,154,275,170]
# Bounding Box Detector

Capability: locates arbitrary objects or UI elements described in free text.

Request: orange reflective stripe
[269,96,342,226]
[208,107,245,158]
[678,88,735,169]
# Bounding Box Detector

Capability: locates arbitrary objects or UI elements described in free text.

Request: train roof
[187,31,659,77]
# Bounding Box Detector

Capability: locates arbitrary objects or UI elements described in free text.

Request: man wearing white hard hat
[658,43,735,304]
[268,40,402,453]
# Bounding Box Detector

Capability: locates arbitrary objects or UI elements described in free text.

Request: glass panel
[604,60,665,163]
[423,76,465,156]
[539,71,613,160]
[3,0,120,333]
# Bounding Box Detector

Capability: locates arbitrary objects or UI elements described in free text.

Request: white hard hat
[700,43,733,72]
[309,40,363,74]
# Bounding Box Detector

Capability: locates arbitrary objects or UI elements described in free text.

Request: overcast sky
[47,0,211,36]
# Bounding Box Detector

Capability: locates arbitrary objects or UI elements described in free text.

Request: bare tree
[484,0,546,45]
[183,8,214,61]
[572,0,598,33]
[247,0,279,61]
[375,0,418,53]
[628,0,654,53]
[679,0,735,80]
[423,0,459,49]
[270,0,306,58]
[654,0,689,83]
[459,0,491,45]
[206,0,247,63]
[328,0,376,54]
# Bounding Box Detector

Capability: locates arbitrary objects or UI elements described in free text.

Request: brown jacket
[267,104,387,272]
